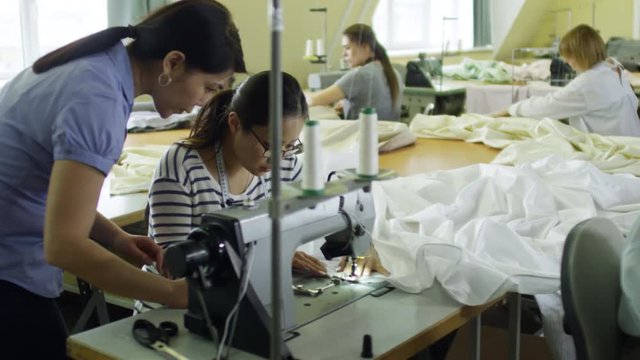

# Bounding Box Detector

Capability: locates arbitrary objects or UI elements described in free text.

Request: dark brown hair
[343,23,400,107]
[185,71,308,149]
[33,0,245,75]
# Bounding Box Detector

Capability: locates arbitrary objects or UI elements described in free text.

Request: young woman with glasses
[137,71,325,311]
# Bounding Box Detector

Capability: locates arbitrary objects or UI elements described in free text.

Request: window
[373,0,485,55]
[0,0,107,84]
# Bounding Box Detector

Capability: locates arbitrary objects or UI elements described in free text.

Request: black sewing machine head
[405,53,441,88]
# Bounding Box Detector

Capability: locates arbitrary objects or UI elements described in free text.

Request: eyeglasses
[250,129,303,159]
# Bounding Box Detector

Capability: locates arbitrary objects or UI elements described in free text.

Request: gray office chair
[561,217,626,360]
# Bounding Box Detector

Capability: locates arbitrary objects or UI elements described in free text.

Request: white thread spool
[357,107,378,178]
[315,38,325,56]
[302,120,324,195]
[305,39,313,57]
[340,58,349,70]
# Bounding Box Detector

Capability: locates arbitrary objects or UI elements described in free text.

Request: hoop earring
[158,73,172,87]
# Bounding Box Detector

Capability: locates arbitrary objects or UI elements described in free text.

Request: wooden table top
[99,129,499,227]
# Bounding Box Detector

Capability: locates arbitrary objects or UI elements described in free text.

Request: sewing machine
[164,171,391,358]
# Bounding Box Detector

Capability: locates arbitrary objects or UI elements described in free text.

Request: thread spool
[340,58,349,70]
[315,38,325,56]
[302,120,324,196]
[305,39,313,57]
[357,107,378,178]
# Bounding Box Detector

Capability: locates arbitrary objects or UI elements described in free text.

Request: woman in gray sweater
[308,24,403,120]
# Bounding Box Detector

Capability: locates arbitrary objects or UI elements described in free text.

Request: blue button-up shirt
[0,42,134,297]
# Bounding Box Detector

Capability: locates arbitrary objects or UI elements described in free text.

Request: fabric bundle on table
[110,145,169,195]
[410,113,640,176]
[441,58,552,83]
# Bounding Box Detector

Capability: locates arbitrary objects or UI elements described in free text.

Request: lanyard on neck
[214,142,265,208]
[215,143,233,207]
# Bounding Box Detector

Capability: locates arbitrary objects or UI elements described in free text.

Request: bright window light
[373,0,476,54]
[0,0,107,83]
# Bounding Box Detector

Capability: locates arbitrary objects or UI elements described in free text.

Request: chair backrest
[561,217,626,360]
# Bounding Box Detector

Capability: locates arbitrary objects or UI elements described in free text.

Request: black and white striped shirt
[148,142,302,244]
[135,142,301,313]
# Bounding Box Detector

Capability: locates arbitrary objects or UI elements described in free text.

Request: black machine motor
[405,54,440,88]
[403,53,465,116]
[550,57,575,87]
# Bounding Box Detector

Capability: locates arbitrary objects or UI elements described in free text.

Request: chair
[561,217,626,360]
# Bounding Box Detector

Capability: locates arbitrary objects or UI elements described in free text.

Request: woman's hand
[337,246,389,278]
[109,233,164,269]
[333,100,345,118]
[292,250,327,276]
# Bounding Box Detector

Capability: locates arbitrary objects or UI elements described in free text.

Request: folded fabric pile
[442,57,552,83]
[127,111,196,133]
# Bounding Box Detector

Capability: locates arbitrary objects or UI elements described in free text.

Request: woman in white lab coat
[494,24,640,137]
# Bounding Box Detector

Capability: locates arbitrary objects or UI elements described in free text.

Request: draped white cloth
[372,156,640,305]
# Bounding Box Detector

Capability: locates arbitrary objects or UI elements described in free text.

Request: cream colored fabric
[410,113,640,175]
[110,145,169,195]
[110,120,415,195]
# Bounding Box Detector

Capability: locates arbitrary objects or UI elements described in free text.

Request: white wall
[634,0,640,38]
[490,0,525,52]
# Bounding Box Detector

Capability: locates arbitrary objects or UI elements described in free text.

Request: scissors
[132,319,189,360]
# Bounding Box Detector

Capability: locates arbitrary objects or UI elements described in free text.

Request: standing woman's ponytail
[32,26,137,74]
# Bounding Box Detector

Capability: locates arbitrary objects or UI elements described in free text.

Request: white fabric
[464,81,558,115]
[127,111,196,132]
[464,83,528,115]
[309,105,340,120]
[535,292,576,360]
[442,58,551,84]
[410,113,640,176]
[508,61,640,136]
[372,156,640,305]
[110,145,169,195]
[314,119,415,178]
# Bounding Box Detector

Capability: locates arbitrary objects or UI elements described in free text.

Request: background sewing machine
[400,53,467,120]
[165,171,391,358]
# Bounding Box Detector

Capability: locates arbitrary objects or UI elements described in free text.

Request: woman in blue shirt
[0,1,245,358]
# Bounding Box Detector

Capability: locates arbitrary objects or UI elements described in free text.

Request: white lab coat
[509,60,640,136]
